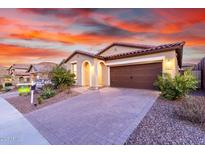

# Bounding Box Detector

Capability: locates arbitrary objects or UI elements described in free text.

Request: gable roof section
[63,50,99,64]
[61,43,155,66]
[27,62,57,73]
[8,64,31,70]
[101,41,185,68]
[97,42,156,56]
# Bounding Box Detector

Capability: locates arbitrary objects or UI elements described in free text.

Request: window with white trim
[71,63,77,80]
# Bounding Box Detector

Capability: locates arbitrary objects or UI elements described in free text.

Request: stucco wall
[93,59,109,87]
[65,54,95,86]
[100,45,143,57]
[65,54,109,87]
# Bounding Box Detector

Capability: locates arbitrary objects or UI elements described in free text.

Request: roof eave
[96,42,155,56]
[63,51,96,64]
[103,43,185,68]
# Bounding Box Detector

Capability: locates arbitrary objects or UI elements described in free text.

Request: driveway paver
[25,87,159,144]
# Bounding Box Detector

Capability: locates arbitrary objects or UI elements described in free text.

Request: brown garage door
[110,62,162,89]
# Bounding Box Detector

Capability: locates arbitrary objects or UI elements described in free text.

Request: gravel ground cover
[5,90,80,114]
[125,93,205,145]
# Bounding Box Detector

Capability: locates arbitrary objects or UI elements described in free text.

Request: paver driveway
[25,87,159,145]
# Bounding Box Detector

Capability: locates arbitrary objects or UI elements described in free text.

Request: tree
[51,66,75,91]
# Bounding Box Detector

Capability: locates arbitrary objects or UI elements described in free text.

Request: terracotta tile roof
[97,42,156,56]
[101,41,185,68]
[103,42,185,59]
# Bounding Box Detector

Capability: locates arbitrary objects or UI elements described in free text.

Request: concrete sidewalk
[0,91,19,99]
[0,97,49,145]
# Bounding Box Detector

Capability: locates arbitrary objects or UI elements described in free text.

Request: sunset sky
[0,8,205,67]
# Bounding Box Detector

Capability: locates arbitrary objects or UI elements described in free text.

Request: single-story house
[8,64,31,85]
[60,42,185,89]
[27,62,57,81]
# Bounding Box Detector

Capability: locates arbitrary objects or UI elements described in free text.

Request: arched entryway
[97,61,106,87]
[82,61,91,87]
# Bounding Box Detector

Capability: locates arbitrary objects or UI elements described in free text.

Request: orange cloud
[154,9,205,34]
[97,14,155,33]
[149,33,205,47]
[159,23,184,34]
[98,9,205,34]
[0,44,69,66]
[0,17,12,25]
[9,29,132,45]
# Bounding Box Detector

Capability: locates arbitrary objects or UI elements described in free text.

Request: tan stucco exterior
[65,53,95,86]
[64,53,109,87]
[64,46,180,88]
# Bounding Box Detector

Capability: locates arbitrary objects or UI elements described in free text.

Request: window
[71,63,77,80]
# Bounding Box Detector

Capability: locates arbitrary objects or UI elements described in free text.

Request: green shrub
[42,83,54,90]
[174,96,205,123]
[51,66,75,90]
[5,82,12,87]
[154,70,198,100]
[37,96,43,104]
[41,86,55,99]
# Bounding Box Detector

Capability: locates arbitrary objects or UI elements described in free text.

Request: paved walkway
[26,88,159,145]
[0,97,49,145]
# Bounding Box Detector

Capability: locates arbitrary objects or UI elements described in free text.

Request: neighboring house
[27,62,57,81]
[8,64,31,85]
[0,66,10,87]
[60,42,185,89]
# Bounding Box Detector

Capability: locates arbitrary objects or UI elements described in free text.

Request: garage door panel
[110,62,162,89]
